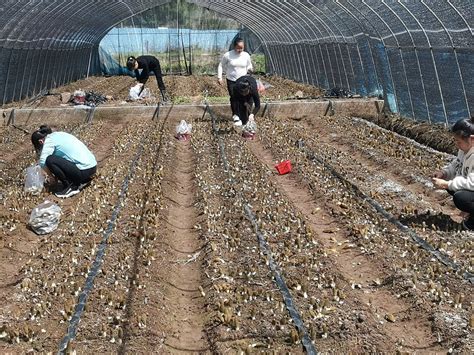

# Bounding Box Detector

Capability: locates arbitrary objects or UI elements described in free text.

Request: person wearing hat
[31,125,97,198]
[126,55,168,101]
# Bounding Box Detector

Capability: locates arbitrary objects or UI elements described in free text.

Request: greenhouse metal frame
[0,0,472,124]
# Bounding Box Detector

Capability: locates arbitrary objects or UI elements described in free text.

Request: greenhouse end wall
[0,0,472,125]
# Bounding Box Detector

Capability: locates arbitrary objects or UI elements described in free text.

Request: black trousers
[154,72,166,92]
[226,79,238,116]
[236,99,254,125]
[46,155,96,187]
[448,189,474,214]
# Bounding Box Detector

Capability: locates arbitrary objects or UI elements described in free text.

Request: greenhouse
[0,1,472,353]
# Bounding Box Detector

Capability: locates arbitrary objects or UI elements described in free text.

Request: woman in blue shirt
[31,125,97,198]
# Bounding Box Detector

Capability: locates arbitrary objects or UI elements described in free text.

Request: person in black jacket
[232,75,261,126]
[127,55,168,101]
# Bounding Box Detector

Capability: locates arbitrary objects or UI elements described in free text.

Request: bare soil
[0,75,472,354]
[1,74,323,109]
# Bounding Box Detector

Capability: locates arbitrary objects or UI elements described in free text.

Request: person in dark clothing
[126,55,168,101]
[232,75,261,126]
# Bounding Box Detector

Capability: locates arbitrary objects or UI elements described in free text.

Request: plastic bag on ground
[243,118,257,133]
[24,165,45,194]
[29,200,62,235]
[73,90,86,105]
[175,120,193,140]
[256,79,272,93]
[128,84,151,101]
[242,118,257,139]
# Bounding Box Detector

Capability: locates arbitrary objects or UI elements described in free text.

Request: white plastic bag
[175,120,192,141]
[73,90,86,105]
[176,120,193,135]
[28,200,62,235]
[128,84,150,101]
[243,118,257,134]
[24,165,45,194]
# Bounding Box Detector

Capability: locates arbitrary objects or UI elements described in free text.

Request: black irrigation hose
[297,140,474,284]
[244,205,316,354]
[85,106,96,124]
[204,103,317,355]
[6,105,94,136]
[7,109,15,125]
[58,118,159,354]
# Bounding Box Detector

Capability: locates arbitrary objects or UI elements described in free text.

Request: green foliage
[251,54,266,74]
[205,96,229,104]
[171,96,192,104]
[170,95,228,105]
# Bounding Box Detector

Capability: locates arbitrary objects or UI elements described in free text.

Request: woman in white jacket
[432,117,474,230]
[217,37,253,127]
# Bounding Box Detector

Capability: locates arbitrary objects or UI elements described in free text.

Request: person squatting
[31,125,97,198]
[432,117,474,231]
[232,75,261,127]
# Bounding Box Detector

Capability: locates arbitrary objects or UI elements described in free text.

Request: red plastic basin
[275,160,292,175]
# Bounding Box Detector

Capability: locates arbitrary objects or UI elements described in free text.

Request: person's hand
[218,78,223,86]
[432,170,445,179]
[46,175,58,185]
[249,114,255,122]
[43,170,57,185]
[432,177,449,189]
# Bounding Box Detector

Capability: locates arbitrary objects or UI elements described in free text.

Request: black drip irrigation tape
[86,106,96,124]
[322,100,334,117]
[261,102,269,118]
[58,119,159,354]
[11,124,29,134]
[152,103,161,121]
[6,109,29,134]
[7,109,15,125]
[296,139,474,284]
[244,205,316,354]
[204,103,317,355]
[6,105,94,136]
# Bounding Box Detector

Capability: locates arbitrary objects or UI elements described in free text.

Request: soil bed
[0,75,472,353]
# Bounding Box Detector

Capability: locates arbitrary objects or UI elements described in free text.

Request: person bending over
[432,117,474,230]
[232,75,261,127]
[217,38,253,126]
[127,55,168,101]
[31,125,97,198]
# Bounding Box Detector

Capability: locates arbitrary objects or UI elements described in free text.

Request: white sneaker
[55,185,80,198]
[232,115,242,127]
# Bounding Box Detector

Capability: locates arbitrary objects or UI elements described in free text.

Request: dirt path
[160,139,209,352]
[246,137,444,351]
